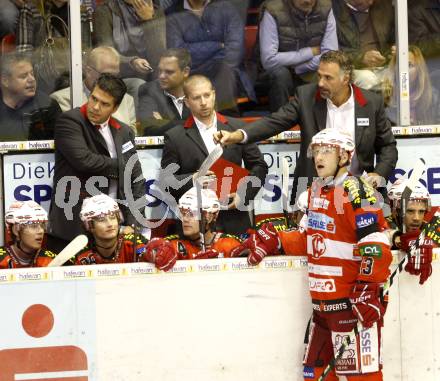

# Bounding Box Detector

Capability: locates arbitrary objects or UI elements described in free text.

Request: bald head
[183,75,213,97]
[85,46,121,90]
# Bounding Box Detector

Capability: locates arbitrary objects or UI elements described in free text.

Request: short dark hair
[320,50,354,82]
[0,53,33,78]
[183,75,214,97]
[160,48,192,70]
[93,73,127,106]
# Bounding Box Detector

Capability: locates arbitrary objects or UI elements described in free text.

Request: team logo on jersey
[311,197,330,210]
[309,277,335,292]
[307,211,336,233]
[311,233,326,259]
[355,213,377,229]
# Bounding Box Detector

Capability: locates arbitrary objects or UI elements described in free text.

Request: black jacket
[161,114,268,234]
[49,106,146,241]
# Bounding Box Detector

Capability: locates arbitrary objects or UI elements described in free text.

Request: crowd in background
[1,0,440,142]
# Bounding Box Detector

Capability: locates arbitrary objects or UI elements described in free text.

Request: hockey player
[165,187,242,259]
[75,194,177,271]
[387,179,435,285]
[233,129,392,380]
[1,201,56,268]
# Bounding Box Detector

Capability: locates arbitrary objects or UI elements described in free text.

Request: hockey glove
[194,249,220,260]
[400,230,434,285]
[230,223,281,266]
[349,283,385,329]
[144,238,177,272]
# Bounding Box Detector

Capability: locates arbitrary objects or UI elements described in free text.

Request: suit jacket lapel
[185,121,208,156]
[313,99,327,130]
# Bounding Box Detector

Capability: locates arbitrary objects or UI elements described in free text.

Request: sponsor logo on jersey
[359,244,382,257]
[311,197,330,210]
[311,233,326,259]
[355,213,377,229]
[333,332,358,373]
[361,330,372,366]
[308,264,342,276]
[177,242,188,257]
[309,277,336,292]
[303,366,314,378]
[312,299,349,312]
[307,211,336,233]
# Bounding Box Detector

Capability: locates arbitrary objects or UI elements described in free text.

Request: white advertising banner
[0,257,439,380]
[2,138,440,222]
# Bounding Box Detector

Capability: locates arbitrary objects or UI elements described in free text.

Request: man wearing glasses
[51,46,137,134]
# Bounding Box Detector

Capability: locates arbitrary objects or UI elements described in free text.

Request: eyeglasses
[87,66,119,76]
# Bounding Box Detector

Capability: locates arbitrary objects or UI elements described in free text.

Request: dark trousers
[267,66,308,112]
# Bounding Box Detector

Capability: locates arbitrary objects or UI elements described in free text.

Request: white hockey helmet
[388,179,431,211]
[5,201,48,227]
[307,128,355,159]
[178,187,220,215]
[80,194,122,231]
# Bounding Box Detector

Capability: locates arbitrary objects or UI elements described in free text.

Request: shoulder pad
[343,176,377,210]
[256,217,288,232]
[0,247,8,261]
[165,234,180,241]
[40,250,57,259]
[123,233,148,245]
[218,233,240,241]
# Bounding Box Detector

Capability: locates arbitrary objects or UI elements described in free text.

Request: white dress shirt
[194,113,218,154]
[164,91,185,117]
[326,88,361,175]
[97,118,118,199]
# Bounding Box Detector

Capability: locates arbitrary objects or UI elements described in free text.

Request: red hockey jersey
[279,175,392,301]
[166,233,241,259]
[0,246,56,268]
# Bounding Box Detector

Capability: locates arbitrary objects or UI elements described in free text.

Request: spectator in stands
[259,0,338,112]
[138,48,191,136]
[51,46,137,134]
[15,0,93,94]
[0,53,61,141]
[332,0,395,90]
[0,0,23,40]
[93,0,167,106]
[382,45,440,126]
[409,0,440,73]
[166,0,255,113]
[161,75,267,234]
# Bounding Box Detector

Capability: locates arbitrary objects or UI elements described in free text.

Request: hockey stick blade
[281,157,291,227]
[194,144,223,182]
[47,234,89,267]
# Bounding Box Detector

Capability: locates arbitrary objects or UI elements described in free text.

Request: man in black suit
[161,75,268,234]
[215,50,398,204]
[48,74,146,251]
[138,48,192,136]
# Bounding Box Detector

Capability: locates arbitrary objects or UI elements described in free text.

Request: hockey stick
[194,144,223,182]
[318,159,426,381]
[281,157,292,228]
[195,179,207,252]
[47,234,89,267]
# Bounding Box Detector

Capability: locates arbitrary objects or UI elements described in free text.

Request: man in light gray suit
[51,46,137,134]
